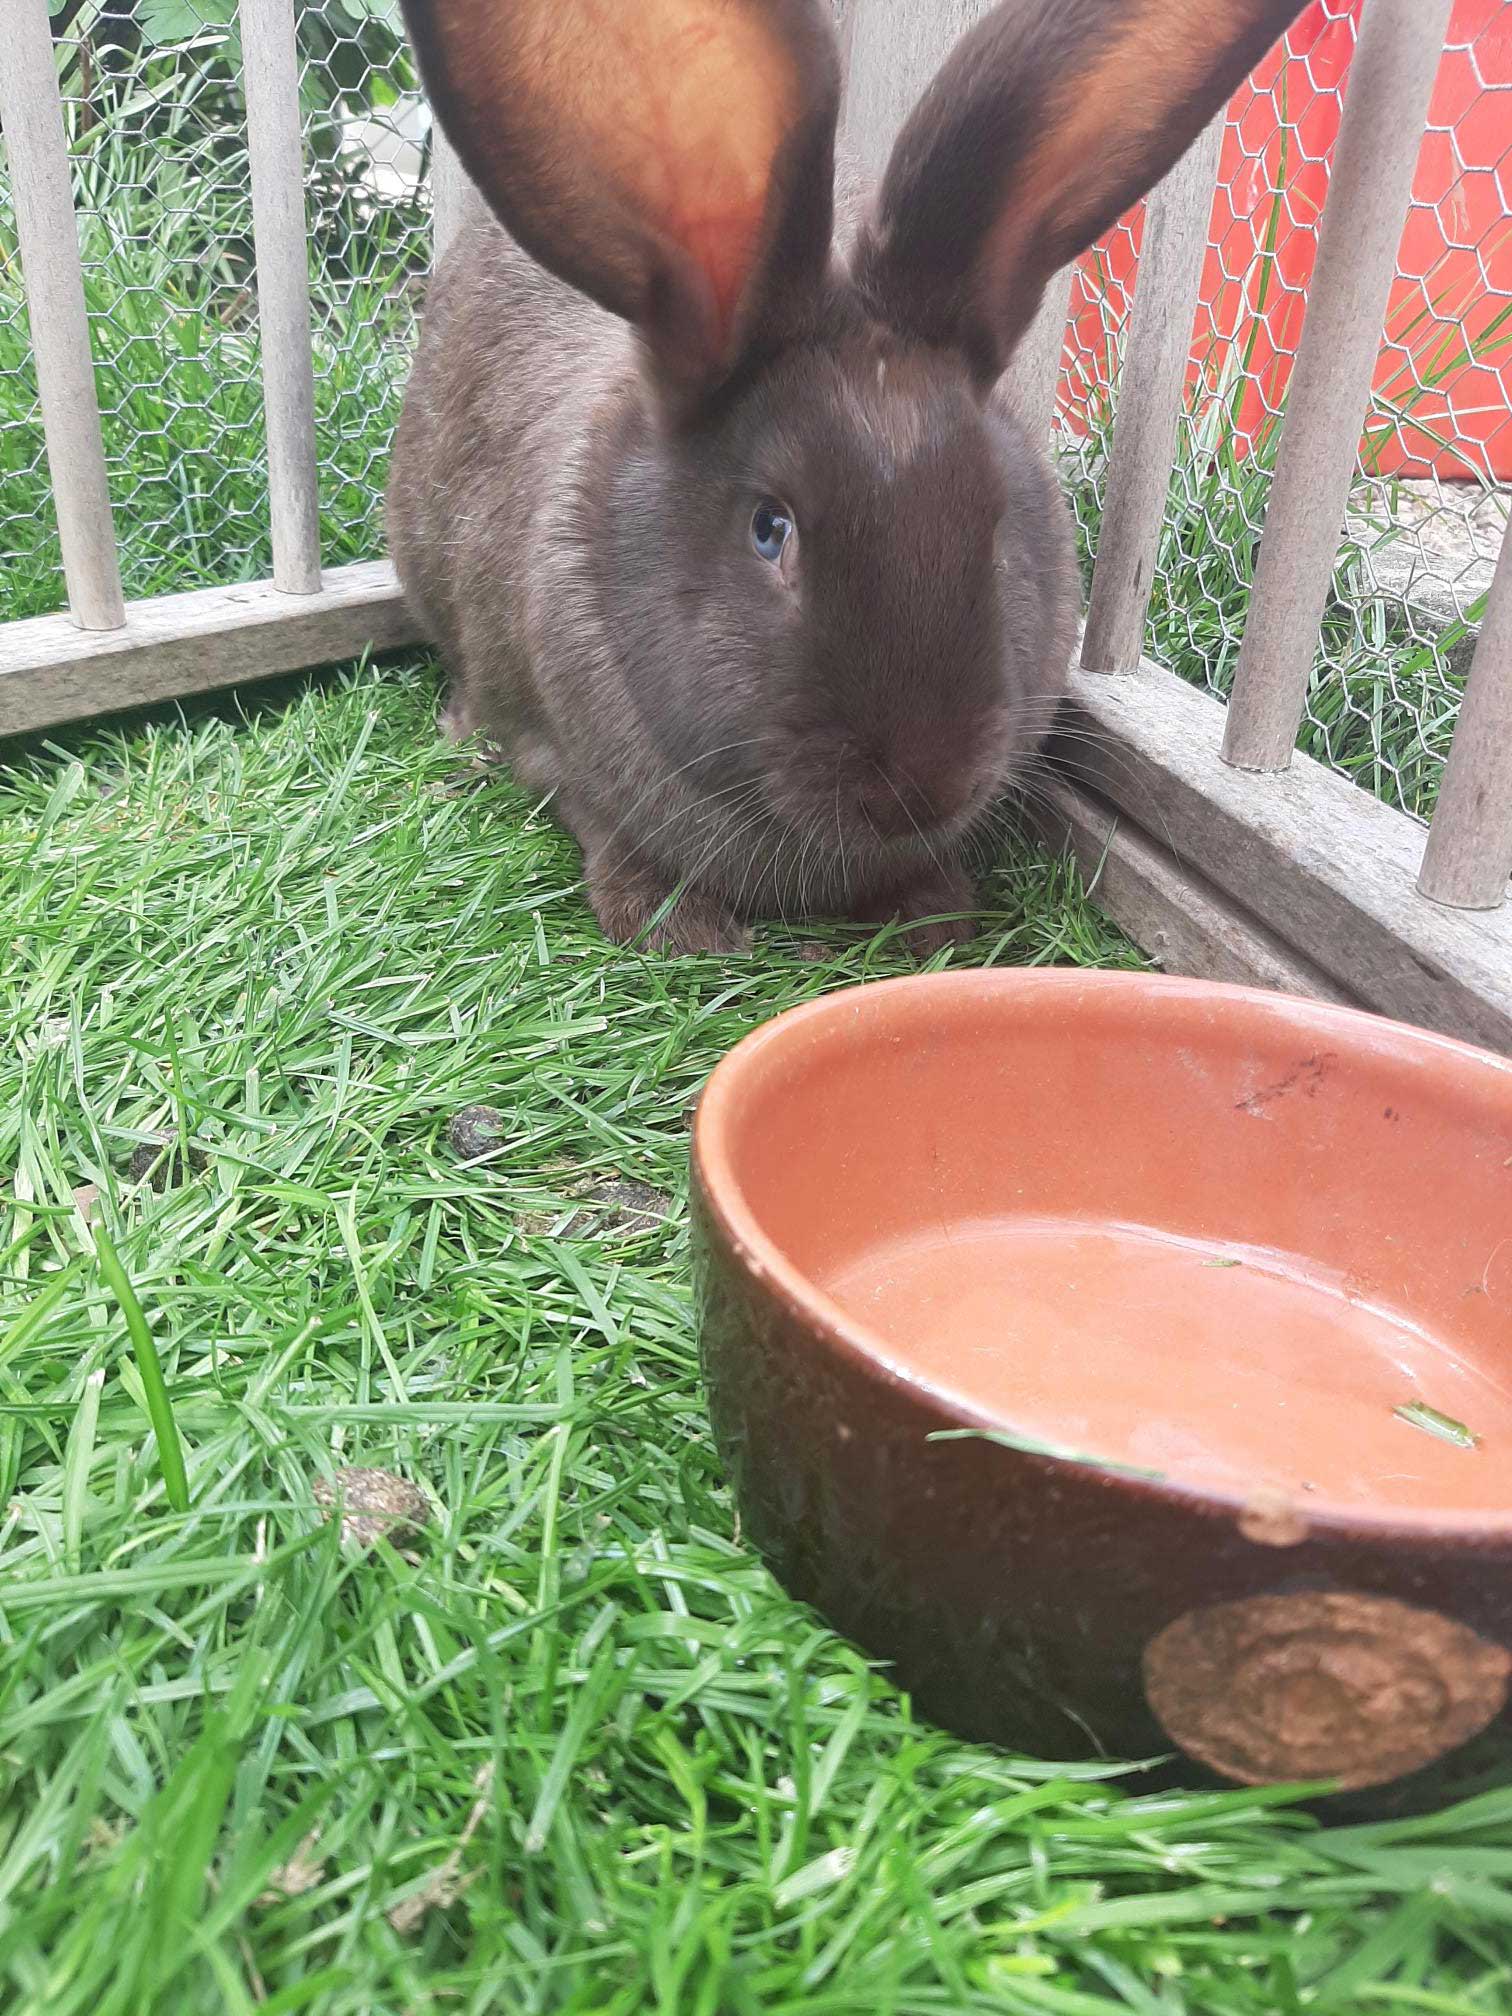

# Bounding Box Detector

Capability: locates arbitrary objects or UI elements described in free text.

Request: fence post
[1220,0,1454,771]
[431,129,467,263]
[0,0,125,632]
[1002,275,1071,446]
[839,0,988,176]
[242,0,323,596]
[1081,114,1225,674]
[839,0,1066,438]
[1417,530,1512,911]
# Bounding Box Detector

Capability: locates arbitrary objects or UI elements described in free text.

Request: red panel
[1058,0,1512,482]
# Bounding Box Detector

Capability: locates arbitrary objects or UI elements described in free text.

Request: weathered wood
[0,0,124,632]
[241,0,323,596]
[431,128,468,263]
[1221,0,1456,771]
[1417,525,1512,911]
[1029,777,1357,1004]
[0,565,418,739]
[1081,115,1225,673]
[839,0,1067,436]
[1001,274,1071,442]
[1053,655,1512,1054]
[839,0,988,178]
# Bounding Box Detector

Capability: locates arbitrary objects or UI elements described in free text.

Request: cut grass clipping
[4,664,1512,2013]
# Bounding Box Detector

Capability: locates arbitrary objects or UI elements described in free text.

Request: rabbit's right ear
[400,0,840,404]
[855,0,1310,390]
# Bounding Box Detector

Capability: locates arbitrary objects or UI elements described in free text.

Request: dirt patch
[1236,1052,1335,1116]
[126,1136,208,1189]
[517,1172,672,1241]
[447,1104,508,1160]
[313,1467,432,1550]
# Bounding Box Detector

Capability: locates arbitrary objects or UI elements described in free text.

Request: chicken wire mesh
[1057,0,1512,823]
[0,0,429,616]
[0,0,1508,828]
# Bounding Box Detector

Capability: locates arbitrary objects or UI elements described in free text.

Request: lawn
[2,662,1511,2014]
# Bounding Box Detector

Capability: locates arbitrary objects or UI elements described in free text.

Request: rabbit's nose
[855,769,927,838]
[861,712,987,832]
[855,755,960,839]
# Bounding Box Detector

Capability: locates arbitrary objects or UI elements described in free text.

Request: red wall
[1061,0,1512,481]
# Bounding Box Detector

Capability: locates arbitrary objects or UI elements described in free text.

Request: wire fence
[1058,0,1512,821]
[0,0,424,616]
[2,0,1509,826]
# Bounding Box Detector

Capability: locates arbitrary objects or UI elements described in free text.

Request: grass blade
[61,1368,106,1572]
[92,1226,190,1513]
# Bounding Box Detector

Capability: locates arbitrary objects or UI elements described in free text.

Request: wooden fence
[1,0,1509,1049]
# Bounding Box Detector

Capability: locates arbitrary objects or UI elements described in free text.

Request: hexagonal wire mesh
[0,0,1507,827]
[1057,0,1512,822]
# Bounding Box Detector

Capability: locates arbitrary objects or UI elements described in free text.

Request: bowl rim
[692,967,1512,1548]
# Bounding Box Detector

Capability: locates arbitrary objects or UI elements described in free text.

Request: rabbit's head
[400,0,1307,871]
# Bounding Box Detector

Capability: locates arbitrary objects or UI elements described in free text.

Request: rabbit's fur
[390,0,1310,954]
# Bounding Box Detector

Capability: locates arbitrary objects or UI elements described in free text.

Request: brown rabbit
[389,0,1308,954]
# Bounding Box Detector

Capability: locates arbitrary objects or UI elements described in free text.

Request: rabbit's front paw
[864,865,979,959]
[587,853,751,957]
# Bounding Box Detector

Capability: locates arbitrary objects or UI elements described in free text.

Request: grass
[3,662,1512,2013]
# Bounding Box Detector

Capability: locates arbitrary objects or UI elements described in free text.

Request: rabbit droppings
[389,0,1310,954]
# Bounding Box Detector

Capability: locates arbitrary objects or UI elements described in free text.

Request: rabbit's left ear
[400,0,840,398]
[855,0,1310,389]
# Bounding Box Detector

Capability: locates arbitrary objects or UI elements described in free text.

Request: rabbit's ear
[856,0,1309,389]
[400,0,840,399]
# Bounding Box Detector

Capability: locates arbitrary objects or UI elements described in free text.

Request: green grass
[3,663,1512,2014]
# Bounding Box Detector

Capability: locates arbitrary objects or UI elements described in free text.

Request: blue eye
[751,500,792,563]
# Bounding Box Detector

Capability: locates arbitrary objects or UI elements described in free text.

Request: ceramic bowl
[692,970,1512,1814]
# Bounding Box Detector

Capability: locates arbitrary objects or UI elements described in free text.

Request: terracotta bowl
[691,970,1512,1815]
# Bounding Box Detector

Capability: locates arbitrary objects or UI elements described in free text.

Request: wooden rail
[1418,530,1512,911]
[1080,114,1226,677]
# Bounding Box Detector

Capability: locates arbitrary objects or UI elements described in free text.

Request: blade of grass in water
[1393,1401,1479,1450]
[929,1426,1167,1484]
[93,1226,190,1512]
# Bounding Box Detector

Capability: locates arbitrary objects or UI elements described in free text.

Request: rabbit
[389,0,1309,955]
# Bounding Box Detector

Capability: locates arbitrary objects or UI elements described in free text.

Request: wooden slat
[431,127,467,263]
[1080,116,1224,673]
[1418,525,1512,910]
[0,564,418,739]
[1029,777,1356,1005]
[1053,653,1512,1054]
[241,0,322,596]
[0,0,125,632]
[1221,0,1455,771]
[840,0,1068,436]
[839,0,989,178]
[1001,271,1071,443]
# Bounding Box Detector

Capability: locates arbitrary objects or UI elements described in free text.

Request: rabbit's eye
[751,501,793,564]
